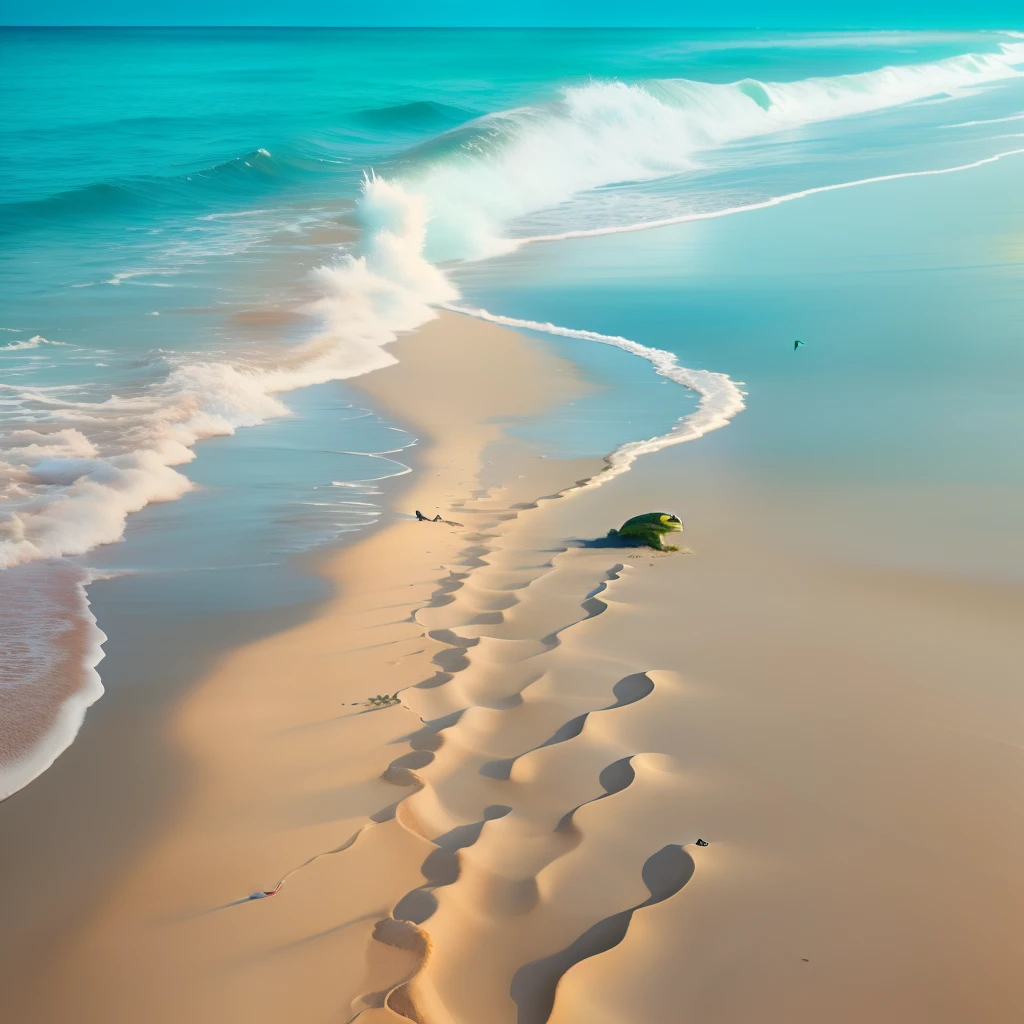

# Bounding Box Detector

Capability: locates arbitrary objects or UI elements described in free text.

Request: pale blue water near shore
[2,27,1023,797]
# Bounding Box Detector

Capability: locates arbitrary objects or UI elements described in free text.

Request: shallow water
[2,26,1022,795]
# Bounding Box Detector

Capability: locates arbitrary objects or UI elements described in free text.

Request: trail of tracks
[322,482,703,1023]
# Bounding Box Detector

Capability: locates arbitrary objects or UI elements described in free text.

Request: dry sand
[3,310,1023,1023]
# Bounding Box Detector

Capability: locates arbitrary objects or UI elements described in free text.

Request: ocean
[2,26,1023,799]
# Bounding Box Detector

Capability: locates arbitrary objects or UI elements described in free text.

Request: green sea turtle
[607,512,683,551]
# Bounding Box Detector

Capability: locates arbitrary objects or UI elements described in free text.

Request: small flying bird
[793,339,805,351]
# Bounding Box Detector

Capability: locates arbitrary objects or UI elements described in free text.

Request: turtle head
[659,513,683,533]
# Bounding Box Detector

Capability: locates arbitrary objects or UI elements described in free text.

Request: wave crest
[400,40,1024,260]
[0,176,456,570]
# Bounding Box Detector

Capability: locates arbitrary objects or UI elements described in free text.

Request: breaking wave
[402,40,1024,259]
[6,40,1024,570]
[0,177,451,569]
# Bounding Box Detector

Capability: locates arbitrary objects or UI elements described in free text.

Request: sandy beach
[1,311,600,1022]
[6,24,1024,1024]
[3,306,1022,1024]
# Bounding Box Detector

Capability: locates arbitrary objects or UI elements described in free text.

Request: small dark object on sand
[695,838,709,847]
[414,509,463,527]
[341,693,400,708]
[249,881,283,900]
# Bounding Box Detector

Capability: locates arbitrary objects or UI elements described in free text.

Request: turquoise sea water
[2,27,1023,796]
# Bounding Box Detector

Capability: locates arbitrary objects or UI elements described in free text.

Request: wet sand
[0,311,599,1023]
[3,310,1023,1023]
[0,560,103,797]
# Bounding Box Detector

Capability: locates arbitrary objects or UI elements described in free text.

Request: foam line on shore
[514,147,1024,246]
[443,303,746,485]
[0,564,107,801]
[943,111,1024,127]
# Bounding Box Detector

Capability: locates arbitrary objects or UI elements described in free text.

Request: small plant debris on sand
[342,693,402,709]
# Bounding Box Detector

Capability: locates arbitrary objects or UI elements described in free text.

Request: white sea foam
[515,148,1024,245]
[0,177,449,570]
[443,303,746,485]
[943,111,1024,126]
[0,177,452,797]
[0,561,107,801]
[0,335,69,352]
[406,40,1024,260]
[197,207,276,221]
[104,269,179,286]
